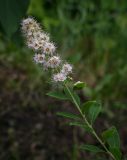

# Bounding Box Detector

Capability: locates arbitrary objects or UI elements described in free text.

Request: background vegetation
[0,0,127,159]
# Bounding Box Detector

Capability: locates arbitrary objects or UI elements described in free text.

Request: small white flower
[29,40,39,50]
[39,33,50,42]
[47,56,61,68]
[43,42,56,54]
[33,53,45,64]
[22,17,33,25]
[22,17,40,33]
[53,73,67,82]
[27,30,33,36]
[22,18,54,52]
[27,38,43,50]
[21,17,73,83]
[33,32,49,42]
[21,18,33,31]
[61,63,72,75]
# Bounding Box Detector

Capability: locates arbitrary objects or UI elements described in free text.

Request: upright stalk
[64,83,116,160]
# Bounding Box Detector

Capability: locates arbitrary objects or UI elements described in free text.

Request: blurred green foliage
[0,0,127,159]
[30,0,127,111]
[0,0,30,38]
[0,0,127,110]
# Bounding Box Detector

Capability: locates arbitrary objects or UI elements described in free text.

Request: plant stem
[64,83,116,160]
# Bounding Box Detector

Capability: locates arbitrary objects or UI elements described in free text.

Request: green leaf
[47,91,68,100]
[109,147,122,160]
[69,121,93,133]
[57,112,81,120]
[73,81,86,90]
[64,87,80,106]
[102,127,120,148]
[82,101,101,124]
[73,92,80,106]
[102,127,122,160]
[0,0,30,37]
[80,144,104,153]
[69,121,84,127]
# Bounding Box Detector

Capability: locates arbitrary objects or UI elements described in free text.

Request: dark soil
[0,61,127,160]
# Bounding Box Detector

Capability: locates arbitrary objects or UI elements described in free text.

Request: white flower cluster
[47,56,61,68]
[21,17,72,82]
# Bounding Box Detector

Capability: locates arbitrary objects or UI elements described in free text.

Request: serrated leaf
[73,81,86,90]
[69,121,93,133]
[47,91,68,100]
[57,112,81,120]
[80,144,104,153]
[82,101,101,124]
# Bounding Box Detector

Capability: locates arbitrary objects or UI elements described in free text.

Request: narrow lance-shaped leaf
[80,144,104,153]
[56,112,81,120]
[69,121,93,133]
[82,101,101,124]
[47,91,68,100]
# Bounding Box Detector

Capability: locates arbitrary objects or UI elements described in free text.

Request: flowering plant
[21,17,122,160]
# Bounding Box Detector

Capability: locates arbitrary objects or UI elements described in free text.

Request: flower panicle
[21,17,73,82]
